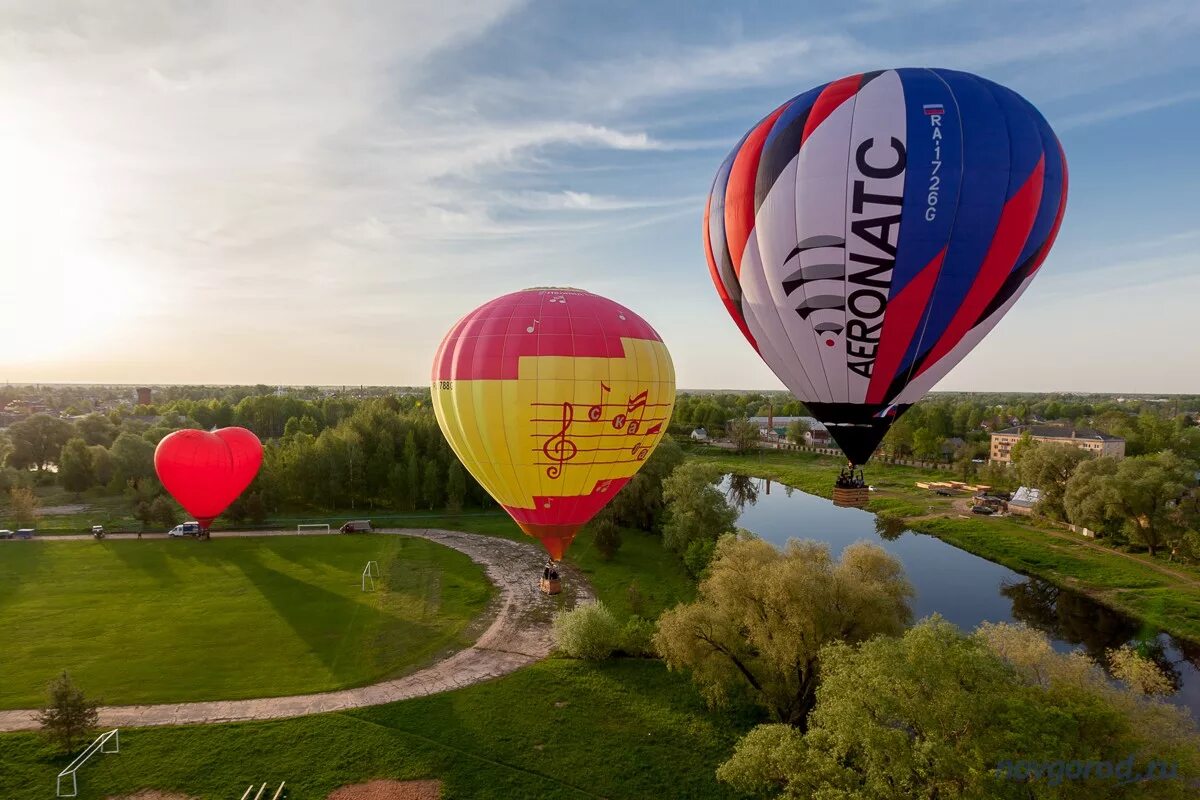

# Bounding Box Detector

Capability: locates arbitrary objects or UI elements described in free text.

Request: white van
[168,521,202,538]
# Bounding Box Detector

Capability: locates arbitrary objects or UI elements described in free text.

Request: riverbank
[693,448,1200,644]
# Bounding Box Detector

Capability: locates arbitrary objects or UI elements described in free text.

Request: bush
[622,616,657,657]
[553,602,624,660]
[590,513,622,560]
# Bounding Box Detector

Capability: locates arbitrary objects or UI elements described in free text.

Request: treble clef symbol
[543,401,577,479]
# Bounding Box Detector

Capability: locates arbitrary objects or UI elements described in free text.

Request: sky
[2,0,1198,392]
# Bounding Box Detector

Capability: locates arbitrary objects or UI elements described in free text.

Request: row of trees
[1010,437,1199,559]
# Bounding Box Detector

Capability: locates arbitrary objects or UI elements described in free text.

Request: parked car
[0,530,12,539]
[168,521,202,537]
[15,529,35,539]
[340,520,373,533]
[971,505,995,516]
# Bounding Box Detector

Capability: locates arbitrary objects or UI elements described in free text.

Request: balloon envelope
[704,68,1067,463]
[154,427,263,527]
[432,287,676,559]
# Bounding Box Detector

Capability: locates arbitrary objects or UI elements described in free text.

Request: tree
[660,463,737,571]
[35,672,99,753]
[605,437,683,531]
[5,414,74,471]
[589,509,622,560]
[1101,452,1195,557]
[911,427,942,461]
[446,460,467,512]
[719,618,1200,800]
[1064,456,1124,539]
[75,413,117,447]
[9,486,38,527]
[655,537,912,726]
[88,445,114,487]
[785,419,810,445]
[1108,644,1174,696]
[150,495,179,529]
[1014,441,1093,520]
[109,432,157,487]
[727,417,761,453]
[57,438,95,496]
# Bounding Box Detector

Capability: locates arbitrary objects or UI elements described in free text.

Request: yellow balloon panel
[432,337,675,512]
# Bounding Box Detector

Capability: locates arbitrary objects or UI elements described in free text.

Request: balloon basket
[539,576,562,595]
[832,486,870,509]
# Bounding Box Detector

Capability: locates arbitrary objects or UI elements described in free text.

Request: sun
[0,133,138,364]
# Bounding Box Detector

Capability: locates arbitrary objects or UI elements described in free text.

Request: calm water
[724,475,1200,718]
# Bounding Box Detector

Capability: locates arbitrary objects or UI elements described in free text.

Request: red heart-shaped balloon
[154,427,263,528]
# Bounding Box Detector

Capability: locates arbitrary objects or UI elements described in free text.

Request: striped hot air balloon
[432,288,676,560]
[705,68,1068,465]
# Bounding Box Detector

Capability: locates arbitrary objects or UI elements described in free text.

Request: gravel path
[0,528,593,732]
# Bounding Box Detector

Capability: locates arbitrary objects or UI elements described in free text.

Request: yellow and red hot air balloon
[432,287,676,560]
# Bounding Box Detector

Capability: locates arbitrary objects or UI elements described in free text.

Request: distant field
[0,535,493,709]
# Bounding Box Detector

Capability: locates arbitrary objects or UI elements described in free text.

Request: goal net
[362,560,380,592]
[298,523,330,534]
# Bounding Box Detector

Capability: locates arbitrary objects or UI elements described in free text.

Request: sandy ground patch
[327,779,442,800]
[40,503,91,516]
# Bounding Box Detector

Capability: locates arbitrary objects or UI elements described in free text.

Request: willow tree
[654,536,912,726]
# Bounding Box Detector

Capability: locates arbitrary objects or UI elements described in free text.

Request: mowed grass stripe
[0,535,493,709]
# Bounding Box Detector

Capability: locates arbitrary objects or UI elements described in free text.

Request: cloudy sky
[2,0,1198,391]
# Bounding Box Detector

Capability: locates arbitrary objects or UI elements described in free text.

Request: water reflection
[727,475,1200,718]
[725,473,759,511]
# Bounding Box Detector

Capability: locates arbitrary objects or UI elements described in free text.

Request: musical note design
[542,401,577,479]
[532,381,668,476]
[526,319,540,334]
[611,390,648,431]
[589,383,611,422]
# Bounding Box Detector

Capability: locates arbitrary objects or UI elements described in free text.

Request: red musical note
[542,402,577,479]
[589,382,611,423]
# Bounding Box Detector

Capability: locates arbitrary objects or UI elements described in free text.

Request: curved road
[0,528,594,732]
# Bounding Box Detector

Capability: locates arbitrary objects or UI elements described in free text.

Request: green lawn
[0,535,493,709]
[0,658,755,800]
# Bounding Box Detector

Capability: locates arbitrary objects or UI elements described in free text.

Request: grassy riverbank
[694,448,1200,643]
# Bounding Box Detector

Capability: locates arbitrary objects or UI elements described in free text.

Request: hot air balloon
[154,427,263,537]
[432,288,676,574]
[704,68,1067,500]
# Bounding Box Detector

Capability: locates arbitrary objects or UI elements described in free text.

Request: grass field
[0,658,753,800]
[695,448,1200,643]
[0,535,493,709]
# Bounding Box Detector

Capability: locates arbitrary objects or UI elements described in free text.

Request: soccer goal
[297,523,330,534]
[362,560,380,592]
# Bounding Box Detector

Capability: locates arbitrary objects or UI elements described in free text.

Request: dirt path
[0,528,593,733]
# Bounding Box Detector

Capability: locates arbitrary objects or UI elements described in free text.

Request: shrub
[590,513,622,561]
[553,602,623,660]
[626,579,646,616]
[622,616,657,657]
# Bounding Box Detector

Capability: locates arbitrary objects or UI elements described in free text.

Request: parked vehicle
[15,529,35,539]
[0,530,12,539]
[91,525,106,540]
[971,505,995,516]
[168,521,202,538]
[340,520,373,533]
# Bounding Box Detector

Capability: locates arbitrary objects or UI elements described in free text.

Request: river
[723,474,1200,719]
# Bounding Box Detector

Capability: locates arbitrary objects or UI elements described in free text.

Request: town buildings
[989,425,1125,463]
